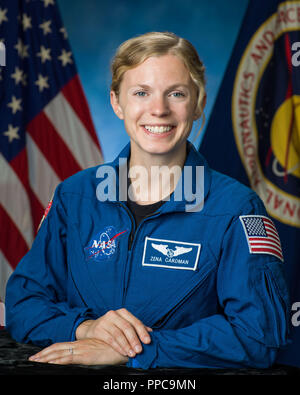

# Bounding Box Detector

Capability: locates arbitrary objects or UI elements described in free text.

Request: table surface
[0,329,299,376]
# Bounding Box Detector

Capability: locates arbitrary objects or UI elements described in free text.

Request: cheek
[175,103,195,124]
[123,101,145,122]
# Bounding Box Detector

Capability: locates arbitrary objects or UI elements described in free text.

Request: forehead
[121,54,193,87]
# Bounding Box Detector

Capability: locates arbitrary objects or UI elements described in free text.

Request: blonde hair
[110,31,206,125]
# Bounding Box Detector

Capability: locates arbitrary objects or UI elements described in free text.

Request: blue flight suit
[5,143,290,369]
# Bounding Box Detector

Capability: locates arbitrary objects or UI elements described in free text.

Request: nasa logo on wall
[232,1,300,227]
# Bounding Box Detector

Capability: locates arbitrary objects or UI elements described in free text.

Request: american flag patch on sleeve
[239,215,284,262]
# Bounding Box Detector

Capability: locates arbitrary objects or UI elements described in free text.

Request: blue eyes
[134,91,185,97]
[172,92,185,97]
[135,91,147,97]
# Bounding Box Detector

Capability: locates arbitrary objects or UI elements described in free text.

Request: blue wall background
[57,0,249,162]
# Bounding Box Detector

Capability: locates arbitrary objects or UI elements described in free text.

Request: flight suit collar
[108,142,212,213]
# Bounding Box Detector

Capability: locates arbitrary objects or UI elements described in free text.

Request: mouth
[142,124,175,136]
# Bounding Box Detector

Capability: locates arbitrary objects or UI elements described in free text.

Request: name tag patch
[142,237,201,271]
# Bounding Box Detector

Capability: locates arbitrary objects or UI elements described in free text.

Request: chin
[144,142,186,157]
[141,142,175,155]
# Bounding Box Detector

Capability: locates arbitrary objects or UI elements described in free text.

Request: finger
[102,311,141,355]
[100,327,130,357]
[48,355,76,365]
[117,309,152,345]
[29,342,74,362]
[31,348,74,364]
[106,323,138,357]
[111,314,143,354]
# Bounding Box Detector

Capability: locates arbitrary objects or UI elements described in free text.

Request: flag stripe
[264,225,280,240]
[26,134,61,208]
[0,250,13,302]
[264,221,277,233]
[250,238,281,246]
[263,217,277,227]
[0,205,29,270]
[0,153,34,247]
[250,241,283,255]
[9,148,45,234]
[251,246,282,254]
[27,111,82,180]
[249,236,280,243]
[251,246,283,259]
[61,75,101,148]
[44,93,103,169]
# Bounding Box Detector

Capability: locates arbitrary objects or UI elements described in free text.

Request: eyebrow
[132,83,190,90]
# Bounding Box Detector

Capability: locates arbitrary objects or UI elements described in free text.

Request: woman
[5,32,290,369]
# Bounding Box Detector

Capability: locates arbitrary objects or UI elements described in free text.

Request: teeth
[144,125,173,134]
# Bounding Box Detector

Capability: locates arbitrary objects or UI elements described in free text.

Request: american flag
[0,0,103,302]
[240,215,284,262]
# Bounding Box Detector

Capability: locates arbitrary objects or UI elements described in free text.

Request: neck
[128,143,187,205]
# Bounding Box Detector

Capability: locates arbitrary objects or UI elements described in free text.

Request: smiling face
[110,54,201,164]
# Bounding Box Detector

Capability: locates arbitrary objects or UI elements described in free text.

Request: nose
[150,94,170,117]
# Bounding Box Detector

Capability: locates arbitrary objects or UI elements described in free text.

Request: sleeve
[127,196,291,369]
[5,184,96,347]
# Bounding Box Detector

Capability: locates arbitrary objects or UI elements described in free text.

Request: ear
[193,93,207,120]
[110,90,124,120]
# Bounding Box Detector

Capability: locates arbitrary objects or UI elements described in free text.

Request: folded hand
[28,338,129,366]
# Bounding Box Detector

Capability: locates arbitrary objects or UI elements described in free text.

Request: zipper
[118,202,162,250]
[115,202,136,250]
[118,202,163,305]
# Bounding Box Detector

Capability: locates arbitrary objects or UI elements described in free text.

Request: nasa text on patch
[142,237,201,271]
[239,215,284,262]
[84,226,127,262]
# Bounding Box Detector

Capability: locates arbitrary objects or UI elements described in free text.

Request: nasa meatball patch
[142,237,201,271]
[84,226,127,262]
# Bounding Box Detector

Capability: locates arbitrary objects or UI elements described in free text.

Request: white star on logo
[0,8,8,25]
[22,13,32,31]
[37,45,51,63]
[7,96,22,114]
[3,124,20,143]
[35,73,49,92]
[58,49,73,67]
[39,20,52,35]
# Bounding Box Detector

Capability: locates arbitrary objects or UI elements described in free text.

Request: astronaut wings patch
[239,215,284,262]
